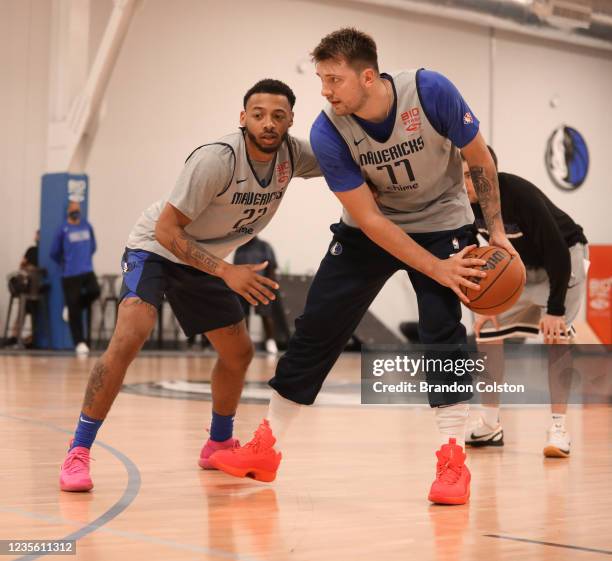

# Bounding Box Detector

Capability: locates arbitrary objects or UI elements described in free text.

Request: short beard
[351,89,369,116]
[245,127,287,154]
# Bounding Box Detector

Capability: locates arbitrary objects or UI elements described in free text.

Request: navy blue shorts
[269,221,478,407]
[119,248,244,336]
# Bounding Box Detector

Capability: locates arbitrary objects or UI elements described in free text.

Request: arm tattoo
[169,230,221,275]
[470,166,502,233]
[83,361,107,410]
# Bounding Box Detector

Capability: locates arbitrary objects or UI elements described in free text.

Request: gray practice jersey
[126,130,320,263]
[323,70,474,233]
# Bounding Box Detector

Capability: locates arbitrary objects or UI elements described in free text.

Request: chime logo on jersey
[401,108,421,133]
[545,125,589,191]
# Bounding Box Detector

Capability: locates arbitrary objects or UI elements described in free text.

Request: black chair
[3,268,50,348]
[95,274,120,348]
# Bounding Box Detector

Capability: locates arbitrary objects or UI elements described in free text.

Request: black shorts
[238,295,274,318]
[119,248,244,336]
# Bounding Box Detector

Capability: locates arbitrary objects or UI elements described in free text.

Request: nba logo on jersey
[276,161,290,185]
[122,260,134,273]
[401,108,421,133]
[463,112,474,125]
[330,242,343,256]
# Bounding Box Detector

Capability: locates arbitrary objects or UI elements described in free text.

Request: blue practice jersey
[50,221,97,277]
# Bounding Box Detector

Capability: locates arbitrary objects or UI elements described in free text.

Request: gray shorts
[477,243,589,342]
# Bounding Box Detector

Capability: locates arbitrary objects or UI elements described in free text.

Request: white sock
[551,413,566,429]
[435,403,469,448]
[482,405,500,428]
[265,390,301,449]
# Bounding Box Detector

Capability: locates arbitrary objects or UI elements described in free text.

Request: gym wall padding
[38,173,89,349]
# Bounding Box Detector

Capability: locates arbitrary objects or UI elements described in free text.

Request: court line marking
[0,412,141,561]
[0,412,264,561]
[0,506,263,561]
[484,534,612,555]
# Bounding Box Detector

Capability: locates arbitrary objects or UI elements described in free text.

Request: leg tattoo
[83,361,108,410]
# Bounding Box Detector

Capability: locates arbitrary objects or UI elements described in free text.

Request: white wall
[1,0,611,336]
[0,0,51,277]
[493,29,612,245]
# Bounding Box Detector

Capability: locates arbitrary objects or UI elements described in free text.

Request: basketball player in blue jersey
[211,29,522,505]
[59,79,320,492]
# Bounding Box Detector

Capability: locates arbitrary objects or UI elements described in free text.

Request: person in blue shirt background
[50,200,100,355]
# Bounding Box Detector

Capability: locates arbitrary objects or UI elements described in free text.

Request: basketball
[462,246,525,315]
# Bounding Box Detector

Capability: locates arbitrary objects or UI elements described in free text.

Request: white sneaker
[543,424,571,458]
[62,306,69,322]
[75,342,90,356]
[465,416,504,447]
[265,339,278,355]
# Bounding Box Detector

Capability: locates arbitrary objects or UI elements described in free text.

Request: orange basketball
[461,246,525,316]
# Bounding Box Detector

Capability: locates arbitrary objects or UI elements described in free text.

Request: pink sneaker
[60,444,93,492]
[198,436,240,469]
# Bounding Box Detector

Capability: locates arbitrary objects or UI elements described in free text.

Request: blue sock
[210,411,234,442]
[71,412,104,449]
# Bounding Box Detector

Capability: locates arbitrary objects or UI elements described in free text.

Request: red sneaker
[60,443,93,492]
[209,419,281,482]
[198,436,240,469]
[428,438,471,505]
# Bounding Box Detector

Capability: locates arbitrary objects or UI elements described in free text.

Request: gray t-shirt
[323,70,473,232]
[126,131,320,263]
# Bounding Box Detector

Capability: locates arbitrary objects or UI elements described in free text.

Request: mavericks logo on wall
[68,178,87,201]
[545,125,589,191]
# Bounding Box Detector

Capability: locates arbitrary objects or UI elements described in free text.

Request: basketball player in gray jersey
[211,29,524,506]
[323,68,473,234]
[59,79,320,492]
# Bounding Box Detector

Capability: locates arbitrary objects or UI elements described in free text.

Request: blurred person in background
[50,201,100,355]
[4,230,40,347]
[234,236,280,354]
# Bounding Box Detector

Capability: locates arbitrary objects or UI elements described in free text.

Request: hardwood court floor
[1,352,611,561]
